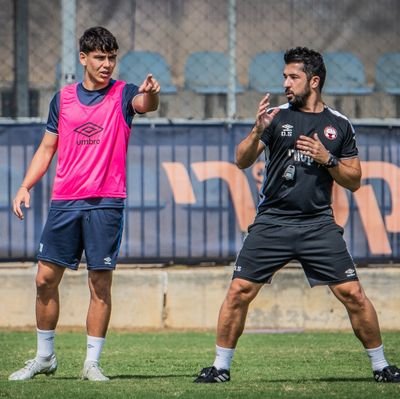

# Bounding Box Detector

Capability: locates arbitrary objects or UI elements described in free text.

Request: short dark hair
[79,26,119,54]
[284,47,326,91]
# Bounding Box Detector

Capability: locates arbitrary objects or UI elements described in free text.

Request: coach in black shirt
[195,47,400,384]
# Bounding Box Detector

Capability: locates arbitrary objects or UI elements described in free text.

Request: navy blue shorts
[37,208,124,270]
[234,214,358,287]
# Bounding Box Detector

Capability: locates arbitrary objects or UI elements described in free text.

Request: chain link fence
[1,0,399,121]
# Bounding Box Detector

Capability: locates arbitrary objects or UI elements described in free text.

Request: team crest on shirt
[324,126,337,140]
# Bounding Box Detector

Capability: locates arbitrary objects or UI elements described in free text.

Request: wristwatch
[323,152,339,168]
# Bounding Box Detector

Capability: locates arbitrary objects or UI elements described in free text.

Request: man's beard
[287,86,311,109]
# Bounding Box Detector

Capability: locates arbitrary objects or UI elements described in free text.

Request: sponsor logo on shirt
[74,122,103,145]
[287,149,313,166]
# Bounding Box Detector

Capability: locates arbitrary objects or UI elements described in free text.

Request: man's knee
[226,278,262,307]
[331,281,368,308]
[35,262,63,292]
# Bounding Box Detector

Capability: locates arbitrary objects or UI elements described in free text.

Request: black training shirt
[257,103,358,219]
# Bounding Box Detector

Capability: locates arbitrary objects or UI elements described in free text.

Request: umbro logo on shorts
[345,268,356,277]
[103,257,112,265]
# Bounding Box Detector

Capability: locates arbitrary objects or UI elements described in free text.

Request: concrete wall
[1,265,399,331]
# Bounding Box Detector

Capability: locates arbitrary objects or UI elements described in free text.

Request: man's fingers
[313,132,321,142]
[297,135,314,143]
[269,108,280,117]
[12,191,30,220]
[260,93,271,107]
[138,75,152,92]
[13,201,24,220]
[139,74,160,93]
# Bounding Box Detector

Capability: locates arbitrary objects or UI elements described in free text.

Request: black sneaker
[194,366,230,383]
[374,365,400,382]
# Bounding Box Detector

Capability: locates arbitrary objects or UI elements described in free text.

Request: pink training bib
[52,81,131,200]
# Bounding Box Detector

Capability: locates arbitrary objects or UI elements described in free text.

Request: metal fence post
[13,0,29,117]
[227,0,237,120]
[61,0,77,86]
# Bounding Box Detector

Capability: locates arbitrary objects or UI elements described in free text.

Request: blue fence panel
[0,122,399,264]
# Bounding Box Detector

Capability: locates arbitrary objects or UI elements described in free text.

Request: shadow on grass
[47,373,194,381]
[259,377,373,383]
[49,375,372,383]
[111,373,194,380]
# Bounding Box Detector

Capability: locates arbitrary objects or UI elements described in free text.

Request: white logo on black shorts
[345,268,356,277]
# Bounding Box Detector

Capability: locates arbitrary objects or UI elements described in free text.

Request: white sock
[213,345,235,370]
[85,335,106,364]
[36,328,55,359]
[366,344,389,371]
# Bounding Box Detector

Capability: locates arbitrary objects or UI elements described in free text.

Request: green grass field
[1,330,400,398]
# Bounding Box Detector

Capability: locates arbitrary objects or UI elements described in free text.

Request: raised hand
[138,74,160,94]
[254,94,280,137]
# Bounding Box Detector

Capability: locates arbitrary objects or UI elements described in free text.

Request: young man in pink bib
[10,26,160,381]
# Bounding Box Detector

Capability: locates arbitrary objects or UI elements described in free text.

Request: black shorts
[37,207,124,270]
[234,214,358,287]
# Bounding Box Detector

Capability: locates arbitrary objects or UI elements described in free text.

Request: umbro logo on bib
[74,122,103,137]
[75,122,103,145]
